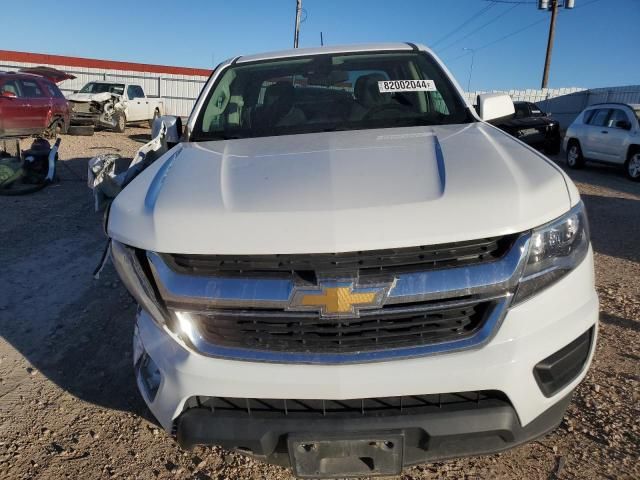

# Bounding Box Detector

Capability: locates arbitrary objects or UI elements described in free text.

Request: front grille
[181,390,509,418]
[161,235,516,278]
[189,300,491,354]
[69,101,94,114]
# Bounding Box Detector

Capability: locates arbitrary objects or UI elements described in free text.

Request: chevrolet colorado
[107,43,598,478]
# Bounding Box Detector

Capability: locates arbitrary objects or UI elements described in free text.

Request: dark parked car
[493,101,561,154]
[0,69,73,138]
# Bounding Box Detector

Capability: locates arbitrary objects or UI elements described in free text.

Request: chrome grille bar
[147,234,530,309]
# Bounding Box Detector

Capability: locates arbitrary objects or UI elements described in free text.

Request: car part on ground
[563,102,640,181]
[106,43,598,478]
[0,137,60,195]
[492,101,562,154]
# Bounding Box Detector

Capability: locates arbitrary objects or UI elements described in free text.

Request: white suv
[563,102,640,181]
[108,43,598,478]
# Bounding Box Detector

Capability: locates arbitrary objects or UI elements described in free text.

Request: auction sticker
[378,80,436,93]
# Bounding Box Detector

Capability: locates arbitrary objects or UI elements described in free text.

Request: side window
[127,85,144,99]
[588,109,610,127]
[1,80,22,97]
[18,79,45,98]
[529,103,544,116]
[607,109,629,128]
[582,109,596,124]
[514,104,528,118]
[44,82,65,99]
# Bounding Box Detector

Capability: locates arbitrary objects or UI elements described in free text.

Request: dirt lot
[0,129,638,480]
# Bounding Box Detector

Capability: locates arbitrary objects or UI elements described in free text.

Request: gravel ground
[0,129,638,479]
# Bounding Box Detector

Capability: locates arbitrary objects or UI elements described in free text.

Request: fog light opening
[136,351,162,402]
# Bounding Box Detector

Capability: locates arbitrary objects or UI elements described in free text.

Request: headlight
[514,202,590,304]
[111,240,168,326]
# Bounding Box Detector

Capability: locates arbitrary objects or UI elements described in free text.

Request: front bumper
[134,248,598,463]
[70,111,117,129]
[177,390,573,476]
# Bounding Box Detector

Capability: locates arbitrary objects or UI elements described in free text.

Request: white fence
[0,60,209,117]
[464,85,640,129]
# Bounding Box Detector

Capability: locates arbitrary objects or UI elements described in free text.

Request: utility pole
[541,0,558,88]
[294,0,302,48]
[539,0,574,88]
[463,47,476,92]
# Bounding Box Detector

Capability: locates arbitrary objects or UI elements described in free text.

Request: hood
[67,92,117,103]
[109,123,573,254]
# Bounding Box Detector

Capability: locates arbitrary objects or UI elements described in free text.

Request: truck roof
[235,42,417,64]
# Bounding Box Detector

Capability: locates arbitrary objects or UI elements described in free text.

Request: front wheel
[149,109,160,129]
[625,151,640,181]
[113,112,126,133]
[566,141,585,169]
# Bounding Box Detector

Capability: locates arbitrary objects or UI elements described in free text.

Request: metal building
[0,50,211,117]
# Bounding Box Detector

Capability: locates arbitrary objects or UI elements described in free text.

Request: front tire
[113,112,126,133]
[625,150,640,181]
[566,140,585,169]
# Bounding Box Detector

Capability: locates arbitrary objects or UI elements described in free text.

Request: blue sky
[3,0,639,91]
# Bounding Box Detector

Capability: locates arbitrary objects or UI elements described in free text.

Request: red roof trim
[0,50,212,77]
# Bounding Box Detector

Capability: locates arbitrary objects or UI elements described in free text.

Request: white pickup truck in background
[67,81,163,133]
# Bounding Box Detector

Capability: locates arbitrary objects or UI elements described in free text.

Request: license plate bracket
[288,432,404,478]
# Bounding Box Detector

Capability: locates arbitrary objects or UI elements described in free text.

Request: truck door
[126,85,147,121]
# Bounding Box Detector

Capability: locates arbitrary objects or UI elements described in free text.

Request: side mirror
[1,90,17,98]
[477,93,515,122]
[152,115,183,145]
[73,90,79,94]
[615,120,631,130]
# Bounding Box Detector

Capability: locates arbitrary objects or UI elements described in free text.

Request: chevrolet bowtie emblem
[287,280,394,318]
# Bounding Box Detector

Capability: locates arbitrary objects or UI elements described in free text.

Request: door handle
[601,131,608,134]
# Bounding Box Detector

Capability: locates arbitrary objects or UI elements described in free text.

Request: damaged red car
[0,67,74,138]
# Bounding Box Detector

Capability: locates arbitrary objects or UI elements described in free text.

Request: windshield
[79,82,125,95]
[192,51,473,141]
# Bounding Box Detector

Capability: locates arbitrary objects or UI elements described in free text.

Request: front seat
[254,82,303,127]
[351,73,390,120]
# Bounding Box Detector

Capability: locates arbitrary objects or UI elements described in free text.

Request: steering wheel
[362,103,408,121]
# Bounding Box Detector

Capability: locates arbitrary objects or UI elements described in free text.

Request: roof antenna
[320,32,324,46]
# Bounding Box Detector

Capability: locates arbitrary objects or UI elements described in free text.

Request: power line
[445,0,606,62]
[431,3,497,48]
[438,4,521,53]
[447,17,547,61]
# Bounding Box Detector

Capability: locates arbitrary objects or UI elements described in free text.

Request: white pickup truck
[67,81,163,132]
[107,43,598,478]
